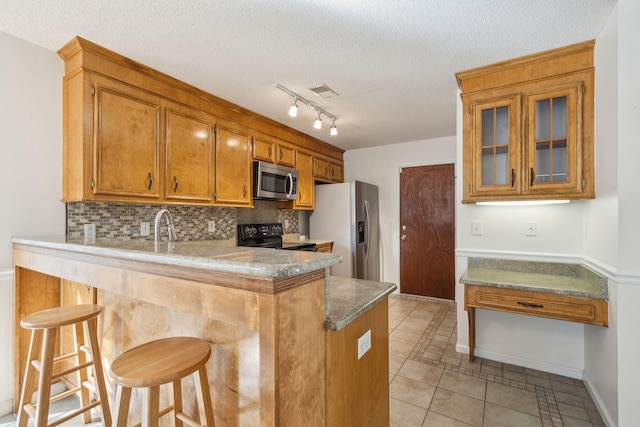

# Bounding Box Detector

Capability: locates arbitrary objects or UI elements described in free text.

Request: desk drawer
[465,285,608,326]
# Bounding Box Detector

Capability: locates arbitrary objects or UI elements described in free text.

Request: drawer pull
[517,301,544,309]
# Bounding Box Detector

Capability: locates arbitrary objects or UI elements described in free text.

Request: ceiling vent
[309,84,340,99]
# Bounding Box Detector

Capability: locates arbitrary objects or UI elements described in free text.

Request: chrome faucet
[154,209,177,242]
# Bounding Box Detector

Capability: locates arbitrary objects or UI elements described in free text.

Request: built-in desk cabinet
[457,40,595,203]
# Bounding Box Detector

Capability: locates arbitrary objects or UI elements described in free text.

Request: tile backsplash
[67,201,300,241]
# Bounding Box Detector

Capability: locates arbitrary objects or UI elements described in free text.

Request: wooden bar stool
[17,304,112,427]
[109,336,215,427]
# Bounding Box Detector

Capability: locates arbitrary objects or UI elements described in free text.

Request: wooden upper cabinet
[293,150,314,210]
[314,156,330,181]
[165,104,215,202]
[252,135,275,163]
[457,40,595,203]
[215,121,253,207]
[92,77,161,199]
[276,143,295,167]
[329,161,344,183]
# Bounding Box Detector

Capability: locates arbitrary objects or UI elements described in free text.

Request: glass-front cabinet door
[470,94,521,197]
[525,83,582,195]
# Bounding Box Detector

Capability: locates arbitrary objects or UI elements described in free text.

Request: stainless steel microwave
[252,161,299,201]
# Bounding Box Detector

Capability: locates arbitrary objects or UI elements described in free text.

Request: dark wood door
[400,164,455,299]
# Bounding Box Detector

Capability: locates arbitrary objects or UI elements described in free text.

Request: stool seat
[110,336,215,427]
[110,337,211,387]
[21,304,104,329]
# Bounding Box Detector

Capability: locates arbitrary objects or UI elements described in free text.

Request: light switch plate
[140,222,150,237]
[358,329,371,360]
[84,223,96,239]
[471,220,483,236]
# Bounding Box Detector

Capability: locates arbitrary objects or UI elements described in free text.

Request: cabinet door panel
[215,123,252,206]
[330,161,344,183]
[526,83,581,195]
[276,144,295,167]
[293,151,314,210]
[470,94,521,197]
[253,136,275,162]
[93,82,160,198]
[314,156,330,181]
[166,108,214,202]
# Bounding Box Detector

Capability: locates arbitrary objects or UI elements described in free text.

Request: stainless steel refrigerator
[310,181,379,280]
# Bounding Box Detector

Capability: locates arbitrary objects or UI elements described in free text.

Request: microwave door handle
[286,173,293,198]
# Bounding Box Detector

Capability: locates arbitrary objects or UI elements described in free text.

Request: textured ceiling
[0,0,616,151]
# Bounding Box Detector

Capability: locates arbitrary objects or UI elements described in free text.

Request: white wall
[583,4,619,426]
[0,32,65,414]
[612,0,640,424]
[344,136,456,286]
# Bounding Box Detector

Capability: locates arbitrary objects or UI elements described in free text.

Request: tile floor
[388,293,605,427]
[1,293,606,427]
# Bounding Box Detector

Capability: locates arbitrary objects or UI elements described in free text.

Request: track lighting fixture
[288,98,298,117]
[275,83,338,136]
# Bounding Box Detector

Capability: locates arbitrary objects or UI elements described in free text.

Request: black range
[237,223,317,251]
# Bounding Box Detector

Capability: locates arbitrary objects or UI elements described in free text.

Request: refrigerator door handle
[364,199,371,260]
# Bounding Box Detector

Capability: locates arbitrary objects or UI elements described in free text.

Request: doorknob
[401,235,407,240]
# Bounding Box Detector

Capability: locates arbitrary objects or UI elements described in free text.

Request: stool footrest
[131,405,174,427]
[177,412,202,427]
[48,401,101,427]
[51,360,94,381]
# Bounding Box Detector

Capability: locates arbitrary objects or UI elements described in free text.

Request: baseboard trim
[455,343,583,379]
[583,372,617,427]
[0,398,13,417]
[0,268,13,280]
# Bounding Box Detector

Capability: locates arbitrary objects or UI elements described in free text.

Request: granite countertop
[326,276,397,331]
[282,234,332,246]
[460,257,608,299]
[12,235,341,278]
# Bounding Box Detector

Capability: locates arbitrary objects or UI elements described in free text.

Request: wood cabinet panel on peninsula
[456,40,595,203]
[58,36,344,207]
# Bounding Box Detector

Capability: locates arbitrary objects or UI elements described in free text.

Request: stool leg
[142,386,161,427]
[85,316,112,426]
[194,367,215,427]
[112,385,132,427]
[34,327,57,427]
[73,321,91,424]
[17,329,43,427]
[172,379,183,427]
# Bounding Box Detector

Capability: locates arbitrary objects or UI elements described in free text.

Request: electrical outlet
[284,219,290,228]
[140,222,150,237]
[208,220,216,233]
[525,222,537,236]
[84,223,96,239]
[471,220,483,236]
[357,329,372,360]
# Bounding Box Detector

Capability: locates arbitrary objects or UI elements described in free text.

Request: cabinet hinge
[213,124,217,134]
[90,179,95,189]
[213,191,217,199]
[91,87,95,96]
[582,85,586,94]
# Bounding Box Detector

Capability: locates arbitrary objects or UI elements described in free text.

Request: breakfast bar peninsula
[13,236,395,426]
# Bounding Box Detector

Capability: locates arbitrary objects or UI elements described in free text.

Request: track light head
[330,119,337,136]
[314,113,322,129]
[288,99,298,117]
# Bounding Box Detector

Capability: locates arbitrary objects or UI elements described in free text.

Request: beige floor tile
[480,364,503,377]
[483,402,542,427]
[438,370,487,400]
[397,359,444,385]
[389,353,407,375]
[557,402,590,421]
[390,338,418,358]
[502,368,526,382]
[561,415,597,427]
[390,328,423,345]
[390,397,427,427]
[441,355,462,366]
[429,388,484,426]
[486,381,540,416]
[525,374,552,388]
[390,375,437,409]
[554,390,584,406]
[422,411,474,426]
[551,380,580,395]
[396,319,430,335]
